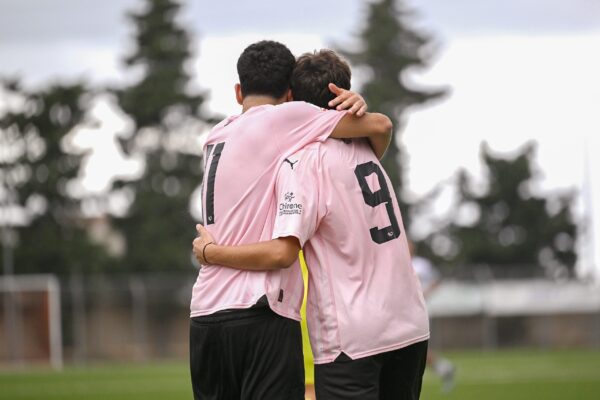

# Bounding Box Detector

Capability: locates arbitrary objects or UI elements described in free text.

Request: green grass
[421,349,600,400]
[0,362,190,400]
[1,349,599,399]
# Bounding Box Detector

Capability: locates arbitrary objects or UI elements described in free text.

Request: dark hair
[236,40,296,99]
[290,49,351,109]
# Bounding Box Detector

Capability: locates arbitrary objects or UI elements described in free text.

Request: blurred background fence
[428,278,600,350]
[1,272,195,367]
[2,271,599,368]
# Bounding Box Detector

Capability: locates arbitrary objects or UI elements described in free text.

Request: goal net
[0,274,62,369]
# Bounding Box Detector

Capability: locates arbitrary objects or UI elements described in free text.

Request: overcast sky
[2,0,599,84]
[1,0,599,278]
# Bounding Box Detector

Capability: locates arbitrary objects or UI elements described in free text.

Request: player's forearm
[326,85,393,144]
[330,112,393,141]
[204,239,299,271]
[367,131,392,160]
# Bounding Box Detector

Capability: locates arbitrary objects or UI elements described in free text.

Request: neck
[242,95,285,113]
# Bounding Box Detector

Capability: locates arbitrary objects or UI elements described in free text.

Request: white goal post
[0,274,62,370]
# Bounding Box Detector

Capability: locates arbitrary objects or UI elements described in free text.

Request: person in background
[409,240,456,394]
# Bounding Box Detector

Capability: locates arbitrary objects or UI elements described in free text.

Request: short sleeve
[272,101,346,157]
[272,146,323,247]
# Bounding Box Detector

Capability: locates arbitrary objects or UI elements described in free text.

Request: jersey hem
[190,295,301,322]
[267,305,301,322]
[312,332,430,365]
[190,293,269,318]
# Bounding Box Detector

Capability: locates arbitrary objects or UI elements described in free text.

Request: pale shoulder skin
[193,225,300,270]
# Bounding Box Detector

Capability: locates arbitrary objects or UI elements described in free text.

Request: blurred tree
[420,143,577,278]
[113,0,212,272]
[0,80,110,274]
[338,0,447,227]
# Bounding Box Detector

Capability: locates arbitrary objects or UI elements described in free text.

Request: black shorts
[189,305,304,400]
[314,340,428,400]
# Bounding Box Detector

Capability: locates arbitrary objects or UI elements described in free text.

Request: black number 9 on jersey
[354,161,401,244]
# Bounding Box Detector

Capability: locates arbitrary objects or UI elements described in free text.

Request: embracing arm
[332,113,392,159]
[192,224,300,271]
[327,83,392,159]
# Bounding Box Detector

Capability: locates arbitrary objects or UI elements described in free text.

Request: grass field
[1,349,599,400]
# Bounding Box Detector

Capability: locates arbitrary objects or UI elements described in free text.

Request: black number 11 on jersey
[204,142,225,225]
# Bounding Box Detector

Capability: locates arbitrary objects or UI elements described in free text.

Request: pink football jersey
[190,101,346,321]
[272,138,430,363]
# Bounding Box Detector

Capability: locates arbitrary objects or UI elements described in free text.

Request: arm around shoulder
[202,236,301,271]
[330,112,392,159]
[330,112,392,139]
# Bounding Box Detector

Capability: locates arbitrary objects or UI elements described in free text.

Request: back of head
[237,40,296,99]
[291,49,351,109]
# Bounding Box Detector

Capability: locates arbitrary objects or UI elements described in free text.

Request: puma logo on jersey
[284,158,298,170]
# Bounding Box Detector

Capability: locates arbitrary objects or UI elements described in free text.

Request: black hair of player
[236,40,296,99]
[290,49,351,109]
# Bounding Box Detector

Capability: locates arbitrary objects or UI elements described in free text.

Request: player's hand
[328,83,368,117]
[193,224,215,265]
